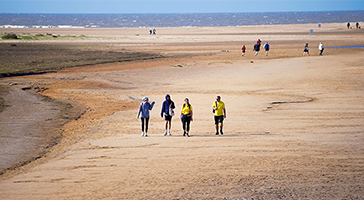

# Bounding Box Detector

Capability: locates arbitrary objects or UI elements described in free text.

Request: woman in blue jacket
[161,94,175,136]
[137,97,155,137]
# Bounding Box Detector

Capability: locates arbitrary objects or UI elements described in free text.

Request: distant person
[347,22,350,29]
[149,29,152,35]
[257,39,261,46]
[137,97,155,137]
[161,94,175,136]
[303,43,310,56]
[253,43,260,56]
[180,98,193,137]
[212,96,226,135]
[264,42,270,56]
[356,22,359,29]
[318,42,324,56]
[242,45,246,57]
[153,28,156,35]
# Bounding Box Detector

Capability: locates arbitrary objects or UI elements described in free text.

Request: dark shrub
[1,33,18,40]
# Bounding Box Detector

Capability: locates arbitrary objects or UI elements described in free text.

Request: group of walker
[242,39,325,57]
[241,39,270,57]
[137,95,226,137]
[303,42,325,56]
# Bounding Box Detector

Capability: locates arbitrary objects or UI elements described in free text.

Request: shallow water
[326,45,364,49]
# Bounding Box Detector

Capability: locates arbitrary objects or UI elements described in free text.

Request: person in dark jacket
[253,43,260,56]
[161,94,175,136]
[264,42,270,56]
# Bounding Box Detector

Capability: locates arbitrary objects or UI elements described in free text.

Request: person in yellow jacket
[180,98,193,137]
[212,96,226,135]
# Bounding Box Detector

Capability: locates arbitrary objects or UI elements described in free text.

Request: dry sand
[0,23,364,199]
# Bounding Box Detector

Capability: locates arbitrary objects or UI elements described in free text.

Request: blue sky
[1,0,363,14]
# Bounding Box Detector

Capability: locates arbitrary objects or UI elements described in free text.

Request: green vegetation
[0,33,90,40]
[1,33,18,40]
[0,43,163,77]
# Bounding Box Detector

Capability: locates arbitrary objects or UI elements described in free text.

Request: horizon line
[1,10,364,15]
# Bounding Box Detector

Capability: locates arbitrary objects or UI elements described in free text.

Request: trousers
[141,117,149,132]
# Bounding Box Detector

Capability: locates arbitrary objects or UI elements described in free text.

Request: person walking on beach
[356,22,360,29]
[153,28,156,35]
[149,29,152,35]
[242,45,246,57]
[318,42,324,56]
[212,96,226,135]
[161,94,175,136]
[253,43,260,56]
[180,98,193,137]
[303,43,310,56]
[137,97,155,137]
[264,42,270,56]
[347,22,350,29]
[257,39,261,46]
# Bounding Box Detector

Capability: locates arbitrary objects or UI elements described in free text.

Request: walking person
[137,97,155,137]
[242,45,246,57]
[212,96,226,135]
[347,22,350,29]
[257,39,261,46]
[318,42,324,56]
[161,94,175,136]
[253,43,260,56]
[303,43,310,56]
[180,98,193,137]
[356,22,359,29]
[264,42,270,56]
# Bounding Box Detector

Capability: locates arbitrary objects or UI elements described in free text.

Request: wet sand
[0,23,364,199]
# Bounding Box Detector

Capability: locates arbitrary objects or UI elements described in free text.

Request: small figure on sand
[347,22,351,29]
[212,96,226,135]
[161,94,175,136]
[153,28,156,35]
[303,43,310,56]
[264,42,270,56]
[180,98,193,137]
[253,43,260,56]
[137,97,155,137]
[318,42,324,56]
[149,29,152,35]
[356,22,360,29]
[242,45,246,57]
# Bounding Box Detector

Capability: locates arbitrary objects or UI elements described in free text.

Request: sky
[0,0,363,14]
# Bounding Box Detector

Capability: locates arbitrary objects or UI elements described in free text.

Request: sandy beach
[0,23,364,199]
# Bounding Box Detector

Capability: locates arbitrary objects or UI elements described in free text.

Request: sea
[0,11,363,28]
